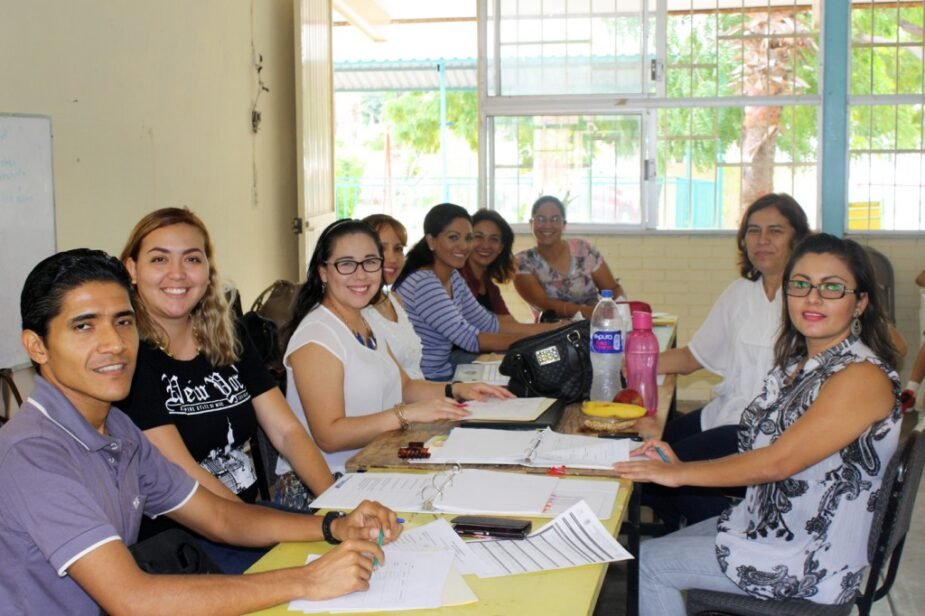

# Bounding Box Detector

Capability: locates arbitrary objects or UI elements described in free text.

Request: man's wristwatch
[322,510,346,544]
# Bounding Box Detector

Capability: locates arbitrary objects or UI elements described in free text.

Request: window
[481,0,825,230]
[848,1,925,231]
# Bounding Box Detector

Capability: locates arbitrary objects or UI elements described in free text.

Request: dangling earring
[851,314,862,336]
[321,281,326,294]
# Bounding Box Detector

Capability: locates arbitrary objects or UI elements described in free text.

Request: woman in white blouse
[360,214,424,379]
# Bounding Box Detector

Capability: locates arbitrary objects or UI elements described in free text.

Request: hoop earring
[851,317,862,337]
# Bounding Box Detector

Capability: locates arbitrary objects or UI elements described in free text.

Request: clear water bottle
[589,290,626,401]
[625,311,659,415]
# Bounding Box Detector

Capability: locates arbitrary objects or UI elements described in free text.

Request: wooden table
[245,476,630,616]
[336,320,679,616]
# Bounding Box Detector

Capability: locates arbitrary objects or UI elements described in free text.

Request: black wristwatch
[322,510,345,544]
[445,380,462,401]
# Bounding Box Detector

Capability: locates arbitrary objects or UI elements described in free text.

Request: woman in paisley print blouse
[613,233,901,615]
[513,195,625,319]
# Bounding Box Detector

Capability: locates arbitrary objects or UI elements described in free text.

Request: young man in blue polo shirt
[0,249,400,615]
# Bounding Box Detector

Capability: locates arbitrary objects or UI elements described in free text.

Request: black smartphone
[451,515,532,539]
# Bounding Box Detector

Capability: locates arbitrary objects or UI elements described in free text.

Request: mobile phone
[451,515,532,539]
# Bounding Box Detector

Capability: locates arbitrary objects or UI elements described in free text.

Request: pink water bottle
[625,311,659,416]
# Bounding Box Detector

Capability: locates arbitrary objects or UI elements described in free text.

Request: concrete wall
[0,0,299,304]
[0,0,300,414]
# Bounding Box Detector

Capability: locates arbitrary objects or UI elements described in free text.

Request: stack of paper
[461,397,555,422]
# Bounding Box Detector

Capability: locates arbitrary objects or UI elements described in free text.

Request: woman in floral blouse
[513,195,625,319]
[613,233,902,615]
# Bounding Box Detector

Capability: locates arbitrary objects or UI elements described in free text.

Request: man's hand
[331,500,403,543]
[300,539,381,601]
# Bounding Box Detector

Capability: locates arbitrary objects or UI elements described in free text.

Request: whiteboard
[0,114,56,369]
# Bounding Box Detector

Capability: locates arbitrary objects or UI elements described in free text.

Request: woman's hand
[331,499,403,544]
[611,439,684,487]
[402,398,472,423]
[453,383,516,402]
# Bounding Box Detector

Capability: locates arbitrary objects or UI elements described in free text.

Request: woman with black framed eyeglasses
[514,195,625,320]
[279,219,511,474]
[615,233,902,614]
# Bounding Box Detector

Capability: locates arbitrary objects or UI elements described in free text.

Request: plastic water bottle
[589,290,626,401]
[625,311,659,415]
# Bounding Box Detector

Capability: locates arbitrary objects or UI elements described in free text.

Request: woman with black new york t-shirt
[118,208,335,571]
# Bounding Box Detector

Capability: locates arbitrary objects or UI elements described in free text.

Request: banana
[581,401,647,419]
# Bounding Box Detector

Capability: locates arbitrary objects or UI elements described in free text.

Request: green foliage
[382,90,479,153]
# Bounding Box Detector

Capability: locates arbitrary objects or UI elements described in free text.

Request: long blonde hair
[121,207,241,366]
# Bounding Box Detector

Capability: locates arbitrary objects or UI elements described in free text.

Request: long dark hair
[773,233,898,370]
[736,193,811,281]
[393,203,471,290]
[472,209,516,284]
[282,219,383,346]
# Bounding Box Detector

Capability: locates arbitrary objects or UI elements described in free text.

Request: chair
[686,429,925,616]
[863,246,895,323]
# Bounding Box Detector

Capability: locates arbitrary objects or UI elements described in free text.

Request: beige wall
[0,0,299,306]
[503,233,924,403]
[0,0,300,412]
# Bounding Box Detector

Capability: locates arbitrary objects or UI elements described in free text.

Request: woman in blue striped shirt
[394,204,557,380]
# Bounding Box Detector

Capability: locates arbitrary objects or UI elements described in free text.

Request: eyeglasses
[324,257,384,275]
[533,215,564,225]
[785,280,859,300]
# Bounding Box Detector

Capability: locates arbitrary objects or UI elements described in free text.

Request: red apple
[614,388,644,406]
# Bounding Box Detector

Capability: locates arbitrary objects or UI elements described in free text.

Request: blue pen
[396,517,405,524]
[654,446,670,464]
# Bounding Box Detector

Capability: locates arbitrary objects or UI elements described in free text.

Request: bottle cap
[632,311,652,329]
[600,290,613,299]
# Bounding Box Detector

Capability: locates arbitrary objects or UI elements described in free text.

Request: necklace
[157,329,201,359]
[326,302,378,350]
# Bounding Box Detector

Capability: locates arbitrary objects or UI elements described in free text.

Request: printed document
[461,397,555,422]
[468,500,633,578]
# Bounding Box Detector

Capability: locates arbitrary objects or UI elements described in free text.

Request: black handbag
[499,321,592,403]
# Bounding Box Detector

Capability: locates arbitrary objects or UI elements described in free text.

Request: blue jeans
[639,516,747,616]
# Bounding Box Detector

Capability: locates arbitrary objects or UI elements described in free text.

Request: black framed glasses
[324,257,384,275]
[785,279,858,300]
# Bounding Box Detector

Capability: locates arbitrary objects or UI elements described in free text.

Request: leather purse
[499,320,592,403]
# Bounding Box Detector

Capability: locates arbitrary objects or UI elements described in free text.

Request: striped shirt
[395,269,499,380]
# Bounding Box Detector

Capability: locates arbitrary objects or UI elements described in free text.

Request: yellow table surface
[245,475,631,616]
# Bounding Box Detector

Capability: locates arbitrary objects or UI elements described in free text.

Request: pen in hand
[654,446,670,464]
[373,528,384,568]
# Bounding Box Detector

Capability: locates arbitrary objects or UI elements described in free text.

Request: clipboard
[462,398,567,430]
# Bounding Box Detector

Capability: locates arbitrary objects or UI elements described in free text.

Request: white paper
[453,361,509,385]
[289,548,453,612]
[435,469,558,515]
[418,427,628,469]
[392,519,491,576]
[467,500,633,578]
[462,397,554,422]
[542,478,621,519]
[532,430,630,468]
[311,470,558,516]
